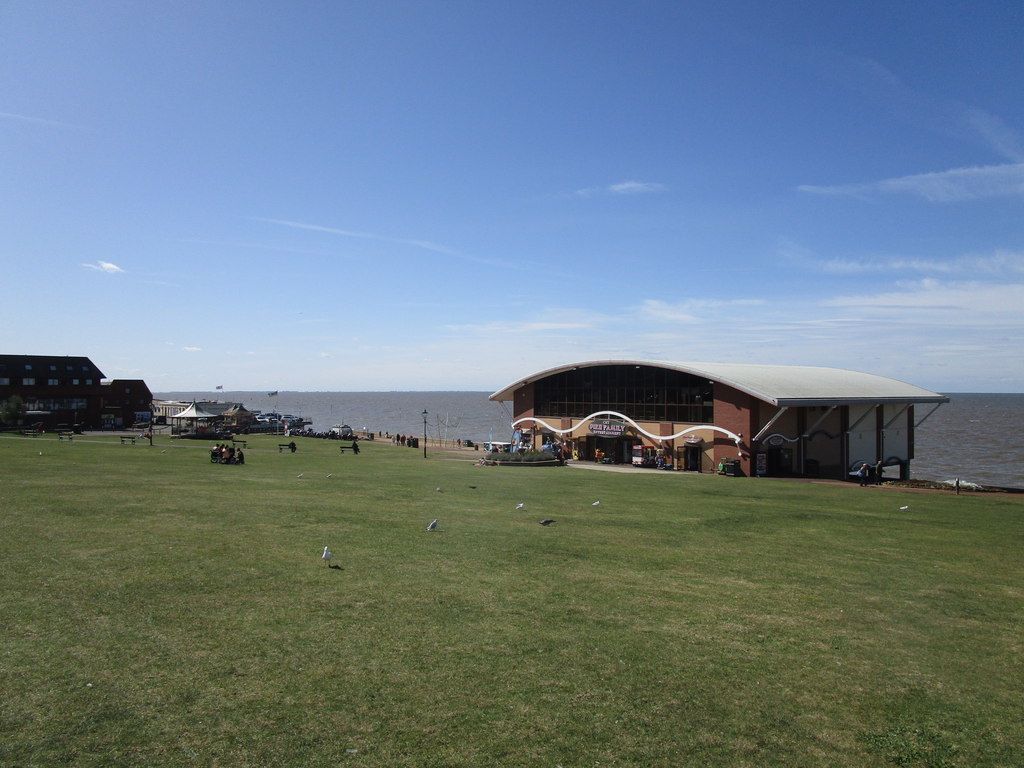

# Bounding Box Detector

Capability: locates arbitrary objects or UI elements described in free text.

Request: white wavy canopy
[510,411,742,444]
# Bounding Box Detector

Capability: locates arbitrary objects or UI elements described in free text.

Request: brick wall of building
[713,383,757,476]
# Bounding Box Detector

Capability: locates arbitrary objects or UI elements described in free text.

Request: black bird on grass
[538,518,556,526]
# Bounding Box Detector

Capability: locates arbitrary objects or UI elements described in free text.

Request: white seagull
[321,546,332,566]
[296,473,304,479]
[591,500,601,506]
[515,502,525,510]
[426,519,438,532]
[899,505,909,511]
[326,473,333,479]
[435,487,443,493]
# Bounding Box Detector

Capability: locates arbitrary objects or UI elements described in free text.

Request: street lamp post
[422,409,428,458]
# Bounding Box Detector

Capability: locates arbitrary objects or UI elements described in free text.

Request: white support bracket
[846,404,876,433]
[884,405,909,430]
[752,407,789,444]
[802,405,837,438]
[914,402,944,428]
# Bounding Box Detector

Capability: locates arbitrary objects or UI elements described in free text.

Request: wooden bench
[58,432,73,441]
[338,442,360,454]
[278,443,297,453]
[231,439,247,449]
[120,436,136,445]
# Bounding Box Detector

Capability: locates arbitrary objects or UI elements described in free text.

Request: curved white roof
[489,360,948,407]
[172,402,219,419]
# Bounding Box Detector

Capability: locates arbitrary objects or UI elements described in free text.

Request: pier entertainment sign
[589,419,627,437]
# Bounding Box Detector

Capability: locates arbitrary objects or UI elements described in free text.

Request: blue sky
[2,1,1022,392]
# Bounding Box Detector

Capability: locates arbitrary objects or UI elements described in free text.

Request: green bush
[486,450,561,464]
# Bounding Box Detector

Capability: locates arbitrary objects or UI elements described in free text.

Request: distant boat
[267,391,278,397]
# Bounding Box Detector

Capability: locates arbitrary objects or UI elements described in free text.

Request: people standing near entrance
[858,463,870,486]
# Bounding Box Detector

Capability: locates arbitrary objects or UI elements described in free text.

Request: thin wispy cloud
[640,298,765,324]
[799,162,1024,202]
[253,216,520,269]
[964,109,1024,163]
[573,180,668,198]
[822,278,1024,324]
[446,319,596,335]
[254,217,459,256]
[817,53,1024,162]
[183,346,202,352]
[82,261,125,273]
[815,250,1024,276]
[0,110,85,130]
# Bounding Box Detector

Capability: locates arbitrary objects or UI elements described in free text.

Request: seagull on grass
[296,473,304,479]
[426,519,438,532]
[326,473,333,479]
[591,500,601,506]
[515,502,525,510]
[899,505,909,511]
[321,546,332,566]
[539,518,556,526]
[435,487,443,493]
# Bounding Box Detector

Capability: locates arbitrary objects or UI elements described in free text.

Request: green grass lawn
[1,433,1021,767]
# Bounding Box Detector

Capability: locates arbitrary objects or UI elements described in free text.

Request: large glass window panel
[533,365,715,423]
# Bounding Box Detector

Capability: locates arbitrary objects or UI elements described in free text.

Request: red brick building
[490,360,948,480]
[0,355,152,430]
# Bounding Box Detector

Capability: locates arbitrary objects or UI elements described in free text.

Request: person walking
[858,462,870,486]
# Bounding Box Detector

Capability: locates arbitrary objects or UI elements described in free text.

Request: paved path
[565,461,682,475]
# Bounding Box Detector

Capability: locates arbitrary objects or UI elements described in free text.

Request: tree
[0,395,23,426]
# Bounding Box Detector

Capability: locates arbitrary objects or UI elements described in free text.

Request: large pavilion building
[0,354,152,430]
[489,360,948,480]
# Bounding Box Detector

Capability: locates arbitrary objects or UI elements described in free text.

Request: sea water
[156,391,1024,489]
